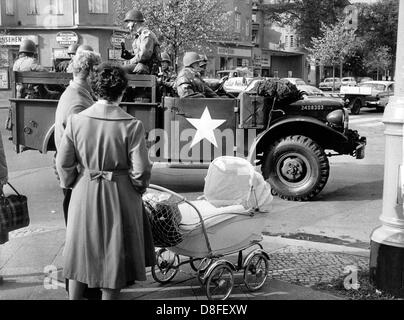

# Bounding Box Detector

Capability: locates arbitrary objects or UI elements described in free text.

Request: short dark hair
[90,62,128,102]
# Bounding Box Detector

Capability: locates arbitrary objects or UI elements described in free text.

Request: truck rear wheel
[262,135,330,201]
[350,99,361,115]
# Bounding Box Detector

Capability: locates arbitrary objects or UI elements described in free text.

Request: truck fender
[247,116,348,163]
[42,124,55,154]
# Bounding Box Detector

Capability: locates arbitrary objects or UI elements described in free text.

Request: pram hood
[203,156,273,212]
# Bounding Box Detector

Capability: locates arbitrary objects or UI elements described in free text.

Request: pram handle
[147,184,213,255]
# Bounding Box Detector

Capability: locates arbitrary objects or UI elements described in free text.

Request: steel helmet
[67,43,79,55]
[124,9,145,22]
[199,54,208,67]
[161,52,171,63]
[19,39,36,54]
[76,44,94,54]
[183,52,203,68]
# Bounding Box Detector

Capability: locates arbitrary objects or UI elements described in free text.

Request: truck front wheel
[262,135,330,201]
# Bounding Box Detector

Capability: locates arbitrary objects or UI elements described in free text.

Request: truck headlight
[327,109,345,129]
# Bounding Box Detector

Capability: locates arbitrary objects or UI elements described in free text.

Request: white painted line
[349,117,382,124]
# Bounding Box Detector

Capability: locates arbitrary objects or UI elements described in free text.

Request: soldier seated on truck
[13,39,48,99]
[175,52,219,99]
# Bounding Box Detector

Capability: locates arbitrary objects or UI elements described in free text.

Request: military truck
[8,71,366,201]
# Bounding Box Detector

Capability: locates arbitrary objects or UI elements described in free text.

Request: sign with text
[0,35,38,46]
[108,49,124,61]
[110,32,127,48]
[0,68,9,90]
[217,47,251,58]
[56,32,78,47]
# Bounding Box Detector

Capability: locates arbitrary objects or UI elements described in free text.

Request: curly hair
[71,50,101,76]
[90,63,128,102]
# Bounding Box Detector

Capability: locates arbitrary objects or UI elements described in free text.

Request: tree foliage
[307,19,359,67]
[260,0,350,47]
[113,0,232,68]
[363,46,393,80]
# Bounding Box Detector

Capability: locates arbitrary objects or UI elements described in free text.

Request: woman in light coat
[56,63,154,300]
[0,130,8,284]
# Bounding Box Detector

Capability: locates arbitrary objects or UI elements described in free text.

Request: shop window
[50,0,64,15]
[89,0,108,14]
[237,58,243,67]
[235,12,241,33]
[6,0,14,15]
[28,0,39,15]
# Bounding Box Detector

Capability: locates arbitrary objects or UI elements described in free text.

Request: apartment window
[245,19,250,37]
[235,12,241,33]
[28,0,39,15]
[89,0,108,14]
[50,0,64,14]
[6,0,14,15]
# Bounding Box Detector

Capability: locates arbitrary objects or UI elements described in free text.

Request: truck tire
[350,99,361,115]
[262,135,330,201]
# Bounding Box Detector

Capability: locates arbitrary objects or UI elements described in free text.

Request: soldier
[175,52,219,98]
[56,43,79,73]
[121,9,161,75]
[13,39,46,98]
[158,52,177,97]
[199,54,208,77]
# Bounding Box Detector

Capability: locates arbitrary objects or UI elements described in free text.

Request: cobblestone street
[268,246,368,286]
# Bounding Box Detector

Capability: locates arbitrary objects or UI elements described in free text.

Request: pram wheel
[205,264,234,300]
[243,252,269,291]
[151,248,180,284]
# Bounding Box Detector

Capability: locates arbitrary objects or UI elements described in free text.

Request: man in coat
[54,49,102,300]
[121,9,161,75]
[175,52,219,98]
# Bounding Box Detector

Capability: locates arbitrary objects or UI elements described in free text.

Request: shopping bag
[0,183,30,232]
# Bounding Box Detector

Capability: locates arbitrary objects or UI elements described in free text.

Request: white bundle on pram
[203,156,273,211]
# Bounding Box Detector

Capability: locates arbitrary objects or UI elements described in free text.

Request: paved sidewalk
[0,226,370,300]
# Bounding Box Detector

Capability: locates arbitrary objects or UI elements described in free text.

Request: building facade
[0,0,126,92]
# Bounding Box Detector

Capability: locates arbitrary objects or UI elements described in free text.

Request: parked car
[319,77,342,91]
[281,77,307,86]
[223,76,253,96]
[358,77,373,83]
[341,77,357,87]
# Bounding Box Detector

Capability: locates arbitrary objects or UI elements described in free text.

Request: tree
[260,0,350,48]
[114,0,232,71]
[363,46,393,80]
[307,19,360,91]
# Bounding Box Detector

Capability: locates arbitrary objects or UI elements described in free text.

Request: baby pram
[143,156,273,300]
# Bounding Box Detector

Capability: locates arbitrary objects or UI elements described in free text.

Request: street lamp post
[370,1,404,297]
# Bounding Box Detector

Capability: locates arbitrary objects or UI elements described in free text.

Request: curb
[262,235,370,258]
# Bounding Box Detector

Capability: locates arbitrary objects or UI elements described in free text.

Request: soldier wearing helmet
[157,52,177,96]
[13,39,46,98]
[121,9,161,75]
[56,43,80,73]
[199,54,209,77]
[175,52,218,98]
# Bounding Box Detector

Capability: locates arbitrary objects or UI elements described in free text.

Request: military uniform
[127,27,161,75]
[158,68,177,96]
[13,56,46,98]
[175,67,219,98]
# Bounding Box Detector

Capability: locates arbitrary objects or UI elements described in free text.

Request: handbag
[0,183,30,232]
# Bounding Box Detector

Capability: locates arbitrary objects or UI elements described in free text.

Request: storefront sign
[56,32,78,47]
[217,47,251,58]
[108,49,124,61]
[110,32,127,48]
[0,35,38,46]
[0,68,9,90]
[53,48,69,60]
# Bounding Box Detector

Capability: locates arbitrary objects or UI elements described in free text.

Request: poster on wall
[0,49,9,67]
[0,68,9,89]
